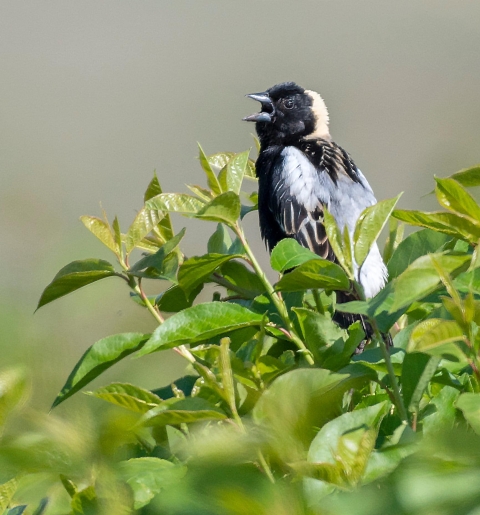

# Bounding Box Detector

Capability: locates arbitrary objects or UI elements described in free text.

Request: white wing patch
[280,146,388,298]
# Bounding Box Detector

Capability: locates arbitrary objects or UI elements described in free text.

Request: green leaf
[207,224,232,254]
[129,228,185,273]
[37,259,116,310]
[393,209,480,243]
[31,499,48,515]
[305,402,389,505]
[146,193,205,214]
[456,393,480,435]
[270,239,320,272]
[144,171,162,202]
[198,143,222,194]
[193,191,241,226]
[178,253,241,296]
[323,209,352,277]
[435,177,480,222]
[125,208,165,254]
[253,368,373,461]
[387,229,452,279]
[401,353,441,413]
[80,215,118,254]
[390,252,470,311]
[0,369,28,428]
[112,216,122,257]
[52,333,149,408]
[86,383,162,413]
[354,195,401,267]
[6,506,27,515]
[336,281,407,333]
[0,478,17,513]
[156,284,203,312]
[219,150,250,194]
[293,308,347,364]
[207,152,235,171]
[383,218,403,264]
[118,457,186,510]
[71,486,98,515]
[138,302,263,356]
[151,375,198,400]
[219,261,265,296]
[275,259,350,292]
[448,165,480,188]
[408,319,465,352]
[138,397,226,427]
[455,268,480,296]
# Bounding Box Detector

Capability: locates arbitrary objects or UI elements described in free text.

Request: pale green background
[1,1,480,411]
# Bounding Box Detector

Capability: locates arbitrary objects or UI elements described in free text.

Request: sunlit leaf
[86,383,162,413]
[80,215,117,253]
[198,144,222,195]
[146,193,205,214]
[0,478,18,513]
[354,195,401,267]
[125,208,165,254]
[193,191,241,226]
[270,239,320,273]
[390,252,470,311]
[323,209,352,277]
[52,333,150,408]
[218,150,250,194]
[387,228,452,279]
[37,259,116,310]
[393,209,480,243]
[435,177,480,222]
[448,165,480,188]
[275,259,350,292]
[408,319,465,352]
[138,303,263,356]
[186,184,214,201]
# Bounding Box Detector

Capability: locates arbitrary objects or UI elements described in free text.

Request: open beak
[243,92,274,122]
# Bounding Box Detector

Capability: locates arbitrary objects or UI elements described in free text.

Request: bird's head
[243,82,330,146]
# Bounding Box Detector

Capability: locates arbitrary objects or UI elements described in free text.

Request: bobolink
[244,81,389,347]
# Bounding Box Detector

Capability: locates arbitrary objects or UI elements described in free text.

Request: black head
[243,82,330,146]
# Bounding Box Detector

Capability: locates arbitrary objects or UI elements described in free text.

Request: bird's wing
[268,143,377,258]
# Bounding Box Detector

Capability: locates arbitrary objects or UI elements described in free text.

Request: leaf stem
[234,223,314,365]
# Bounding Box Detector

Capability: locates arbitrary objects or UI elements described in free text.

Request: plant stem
[135,281,196,364]
[234,223,314,365]
[372,320,409,424]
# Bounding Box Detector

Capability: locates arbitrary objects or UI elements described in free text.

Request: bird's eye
[284,98,294,109]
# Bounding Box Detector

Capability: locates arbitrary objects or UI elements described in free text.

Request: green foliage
[4,148,480,513]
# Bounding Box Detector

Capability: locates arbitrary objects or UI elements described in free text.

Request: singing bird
[243,81,388,344]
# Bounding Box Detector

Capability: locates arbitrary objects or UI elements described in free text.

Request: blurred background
[1,0,480,414]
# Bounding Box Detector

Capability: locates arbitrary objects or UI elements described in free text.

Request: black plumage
[243,82,391,350]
